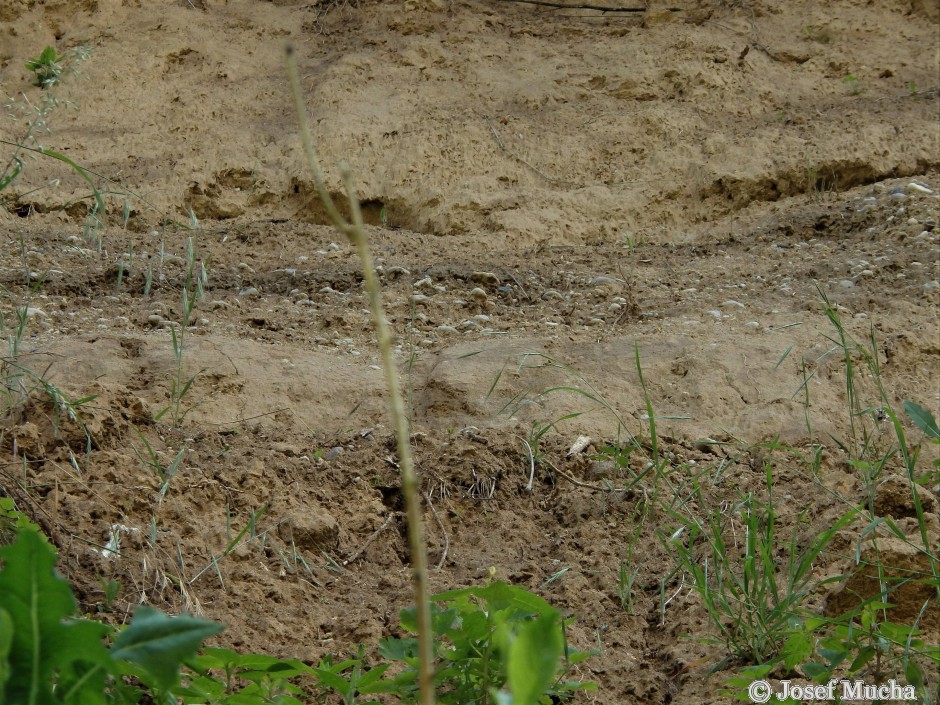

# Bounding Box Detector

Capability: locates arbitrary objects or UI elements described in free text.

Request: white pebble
[838,280,855,288]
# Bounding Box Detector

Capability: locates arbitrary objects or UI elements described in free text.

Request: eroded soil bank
[1,0,938,702]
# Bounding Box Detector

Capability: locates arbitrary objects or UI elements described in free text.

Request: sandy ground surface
[1,0,939,702]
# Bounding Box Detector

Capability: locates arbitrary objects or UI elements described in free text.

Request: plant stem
[285,44,436,705]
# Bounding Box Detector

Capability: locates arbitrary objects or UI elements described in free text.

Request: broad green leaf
[847,645,875,673]
[904,400,940,439]
[111,606,223,692]
[378,636,417,660]
[0,607,11,702]
[801,661,830,681]
[904,659,924,689]
[506,613,562,705]
[313,667,351,695]
[0,528,109,705]
[782,628,813,671]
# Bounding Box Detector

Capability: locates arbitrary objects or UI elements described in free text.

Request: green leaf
[313,667,351,695]
[801,661,830,681]
[847,645,875,673]
[0,608,11,703]
[904,659,924,689]
[111,606,223,692]
[782,627,813,671]
[506,613,562,705]
[904,400,940,439]
[378,636,417,660]
[0,528,111,705]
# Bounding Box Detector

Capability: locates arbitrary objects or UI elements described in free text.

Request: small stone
[238,287,259,297]
[588,461,618,479]
[277,506,339,551]
[410,294,430,304]
[470,271,500,286]
[722,299,745,308]
[469,287,488,302]
[436,325,458,334]
[705,310,722,318]
[907,181,934,194]
[838,279,855,288]
[385,266,410,278]
[541,289,564,300]
[590,276,624,286]
[744,321,761,328]
[147,314,164,327]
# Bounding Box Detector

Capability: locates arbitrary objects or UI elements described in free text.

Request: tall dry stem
[285,44,436,705]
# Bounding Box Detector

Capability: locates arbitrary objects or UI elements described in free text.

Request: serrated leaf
[904,400,940,439]
[782,628,813,671]
[378,636,417,661]
[111,606,223,691]
[0,528,111,705]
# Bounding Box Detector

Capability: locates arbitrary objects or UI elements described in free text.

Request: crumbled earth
[0,1,938,703]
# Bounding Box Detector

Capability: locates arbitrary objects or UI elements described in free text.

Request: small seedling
[97,577,121,612]
[844,74,862,95]
[25,46,65,88]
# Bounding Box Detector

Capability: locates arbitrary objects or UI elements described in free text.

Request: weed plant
[155,236,208,426]
[663,459,857,665]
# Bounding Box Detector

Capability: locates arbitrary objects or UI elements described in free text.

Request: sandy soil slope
[1,0,938,702]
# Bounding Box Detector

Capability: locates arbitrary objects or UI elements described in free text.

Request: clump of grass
[155,237,208,426]
[663,457,857,665]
